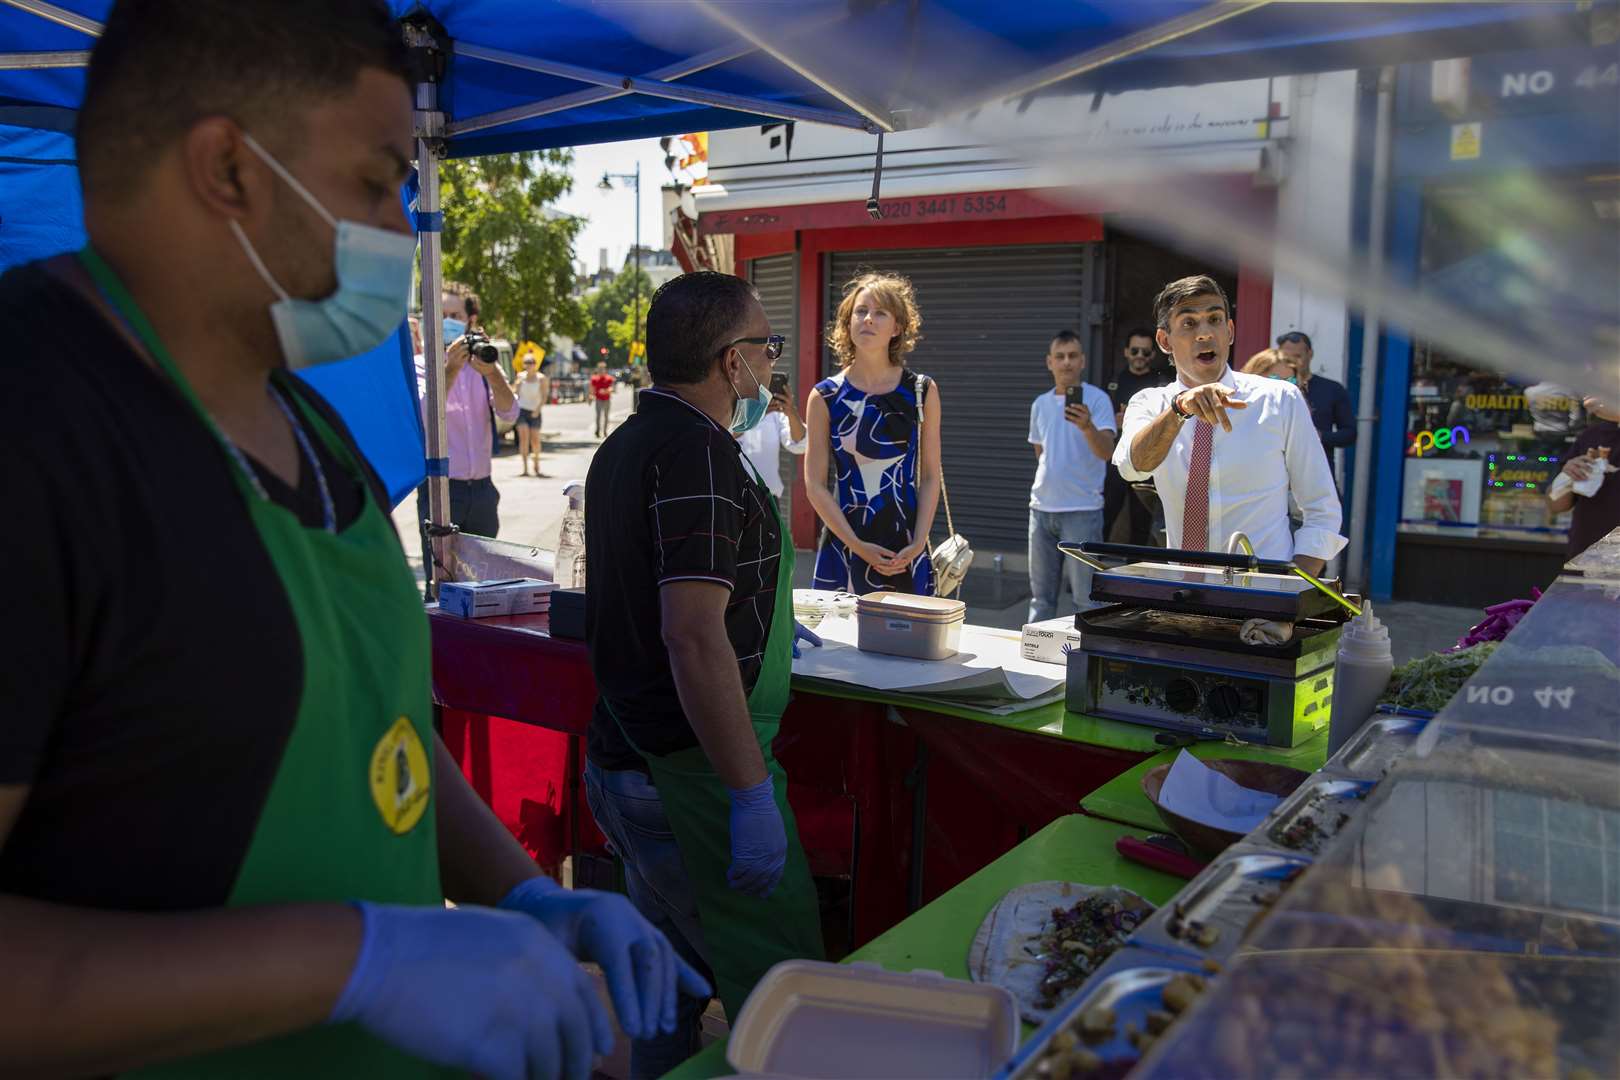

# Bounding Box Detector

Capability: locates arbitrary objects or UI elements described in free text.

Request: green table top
[1077,731,1329,832]
[662,814,1184,1080]
[791,678,1172,754]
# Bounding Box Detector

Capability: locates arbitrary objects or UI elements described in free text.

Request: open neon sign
[1411,425,1470,457]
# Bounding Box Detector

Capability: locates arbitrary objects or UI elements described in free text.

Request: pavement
[397,389,1483,666]
[391,386,636,581]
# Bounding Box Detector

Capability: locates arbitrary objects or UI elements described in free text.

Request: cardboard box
[438,578,556,619]
[1020,617,1084,666]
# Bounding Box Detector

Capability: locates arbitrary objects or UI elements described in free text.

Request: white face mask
[230,133,416,368]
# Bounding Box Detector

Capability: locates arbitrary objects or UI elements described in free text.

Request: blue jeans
[583,762,714,1080]
[1028,508,1105,622]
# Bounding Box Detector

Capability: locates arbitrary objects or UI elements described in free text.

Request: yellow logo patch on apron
[370,716,431,835]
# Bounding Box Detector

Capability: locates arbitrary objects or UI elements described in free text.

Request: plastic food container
[728,960,1018,1078]
[856,593,966,660]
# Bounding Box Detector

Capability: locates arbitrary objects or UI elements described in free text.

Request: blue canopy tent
[0,0,1603,561]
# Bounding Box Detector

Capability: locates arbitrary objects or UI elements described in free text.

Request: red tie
[1181,419,1213,552]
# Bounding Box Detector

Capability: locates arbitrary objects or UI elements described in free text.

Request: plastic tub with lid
[728,960,1018,1078]
[855,593,966,660]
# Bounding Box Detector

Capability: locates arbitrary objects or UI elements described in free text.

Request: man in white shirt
[1029,330,1117,621]
[737,389,808,498]
[1113,276,1343,574]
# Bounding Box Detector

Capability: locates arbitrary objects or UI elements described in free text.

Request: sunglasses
[1276,332,1311,346]
[1125,347,1153,357]
[725,335,786,361]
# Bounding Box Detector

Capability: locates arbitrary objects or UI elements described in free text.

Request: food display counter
[654,558,1619,1079]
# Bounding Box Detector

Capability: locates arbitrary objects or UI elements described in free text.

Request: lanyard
[76,247,336,533]
[224,385,338,535]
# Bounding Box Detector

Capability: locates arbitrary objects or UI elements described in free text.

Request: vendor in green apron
[583,271,827,1079]
[0,3,703,1077]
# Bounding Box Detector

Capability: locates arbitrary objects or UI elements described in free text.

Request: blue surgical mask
[729,350,771,434]
[443,317,467,344]
[229,132,416,369]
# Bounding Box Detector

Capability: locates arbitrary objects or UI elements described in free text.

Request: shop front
[1367,44,1620,606]
[682,76,1313,554]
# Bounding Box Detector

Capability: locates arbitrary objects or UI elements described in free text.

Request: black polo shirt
[584,386,783,773]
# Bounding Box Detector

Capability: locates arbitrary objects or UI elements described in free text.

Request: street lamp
[599,163,642,372]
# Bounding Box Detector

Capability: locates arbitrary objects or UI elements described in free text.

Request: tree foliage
[440,151,586,346]
[579,268,653,364]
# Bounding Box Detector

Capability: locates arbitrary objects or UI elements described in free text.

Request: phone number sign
[699,188,1092,236]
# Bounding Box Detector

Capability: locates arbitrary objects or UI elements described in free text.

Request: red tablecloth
[427,610,1148,945]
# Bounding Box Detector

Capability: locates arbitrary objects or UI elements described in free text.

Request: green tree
[579,268,653,365]
[608,294,651,353]
[440,151,587,346]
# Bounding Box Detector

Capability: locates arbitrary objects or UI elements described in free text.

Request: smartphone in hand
[770,372,791,398]
[1065,385,1082,411]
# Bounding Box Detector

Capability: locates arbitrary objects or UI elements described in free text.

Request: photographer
[415,284,519,588]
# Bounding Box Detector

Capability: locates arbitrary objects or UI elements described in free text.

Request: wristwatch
[1170,391,1193,421]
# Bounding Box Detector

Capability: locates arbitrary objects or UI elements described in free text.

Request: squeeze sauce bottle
[1327,601,1395,755]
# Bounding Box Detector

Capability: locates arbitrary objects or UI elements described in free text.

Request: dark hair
[646,272,760,386]
[1124,327,1156,346]
[1276,330,1313,350]
[1152,275,1230,330]
[1049,329,1084,352]
[78,0,409,203]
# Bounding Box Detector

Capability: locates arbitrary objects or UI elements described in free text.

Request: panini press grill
[1060,542,1356,747]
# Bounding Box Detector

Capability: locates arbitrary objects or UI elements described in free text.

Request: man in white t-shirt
[1028,330,1117,621]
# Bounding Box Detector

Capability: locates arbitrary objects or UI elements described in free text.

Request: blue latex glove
[791,621,823,660]
[500,876,712,1041]
[727,775,787,898]
[331,901,613,1080]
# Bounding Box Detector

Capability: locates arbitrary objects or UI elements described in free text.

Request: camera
[464,330,499,366]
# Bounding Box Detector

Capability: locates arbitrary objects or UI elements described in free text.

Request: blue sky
[554,137,673,276]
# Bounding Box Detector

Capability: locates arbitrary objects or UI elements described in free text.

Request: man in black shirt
[0,3,694,1076]
[585,271,825,1078]
[1103,327,1169,544]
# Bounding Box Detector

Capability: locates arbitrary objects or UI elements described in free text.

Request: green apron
[76,249,451,1078]
[612,469,825,1020]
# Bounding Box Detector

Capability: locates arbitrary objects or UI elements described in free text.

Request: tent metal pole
[414,60,451,599]
[0,50,88,69]
[686,0,896,133]
[952,0,1272,111]
[447,40,757,138]
[452,42,878,132]
[0,0,101,36]
[1346,66,1395,592]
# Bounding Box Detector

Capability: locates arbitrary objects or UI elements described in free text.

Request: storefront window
[1400,174,1618,543]
[1402,346,1578,538]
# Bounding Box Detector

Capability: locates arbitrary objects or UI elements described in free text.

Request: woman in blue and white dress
[805,271,944,595]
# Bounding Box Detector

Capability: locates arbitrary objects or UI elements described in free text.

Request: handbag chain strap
[922,374,956,539]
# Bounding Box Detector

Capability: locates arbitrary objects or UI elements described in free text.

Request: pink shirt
[417,356,520,481]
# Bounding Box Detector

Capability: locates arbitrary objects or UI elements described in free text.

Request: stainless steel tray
[1129,849,1313,963]
[1324,711,1430,780]
[1260,775,1378,856]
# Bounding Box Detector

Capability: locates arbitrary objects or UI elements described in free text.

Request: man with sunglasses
[1276,331,1355,463]
[1104,328,1169,544]
[583,272,824,1078]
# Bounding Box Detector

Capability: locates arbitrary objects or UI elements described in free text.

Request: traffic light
[599,347,608,356]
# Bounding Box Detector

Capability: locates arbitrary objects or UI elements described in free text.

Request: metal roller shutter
[827,245,1101,551]
[749,254,799,526]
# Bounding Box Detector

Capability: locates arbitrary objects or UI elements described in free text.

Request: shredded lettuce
[1378,642,1500,713]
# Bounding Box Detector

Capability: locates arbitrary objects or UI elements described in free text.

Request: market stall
[651,549,1617,1080]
